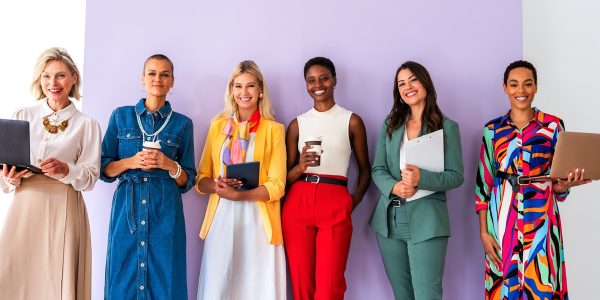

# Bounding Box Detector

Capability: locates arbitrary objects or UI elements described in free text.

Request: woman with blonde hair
[195,60,286,299]
[0,47,101,299]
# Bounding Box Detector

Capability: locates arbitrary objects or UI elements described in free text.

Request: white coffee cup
[304,136,322,166]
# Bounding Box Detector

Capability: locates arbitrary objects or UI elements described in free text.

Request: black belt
[300,174,347,187]
[390,198,406,207]
[496,171,532,193]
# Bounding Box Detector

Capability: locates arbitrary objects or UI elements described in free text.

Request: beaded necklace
[136,110,173,149]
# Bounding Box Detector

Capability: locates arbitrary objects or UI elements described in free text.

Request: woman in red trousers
[282,56,371,300]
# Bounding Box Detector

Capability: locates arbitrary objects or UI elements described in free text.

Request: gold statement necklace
[43,114,68,134]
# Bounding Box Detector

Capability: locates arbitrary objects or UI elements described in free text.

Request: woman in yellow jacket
[195,60,286,300]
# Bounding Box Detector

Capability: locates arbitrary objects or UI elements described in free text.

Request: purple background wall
[83,1,522,299]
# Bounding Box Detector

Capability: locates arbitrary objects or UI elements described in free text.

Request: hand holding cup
[304,136,322,167]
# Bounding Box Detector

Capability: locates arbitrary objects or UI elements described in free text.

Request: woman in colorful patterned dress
[475,60,591,299]
[195,60,286,299]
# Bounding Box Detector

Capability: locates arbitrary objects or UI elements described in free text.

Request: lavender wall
[83,1,522,299]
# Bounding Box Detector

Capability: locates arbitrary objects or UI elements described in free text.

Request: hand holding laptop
[2,155,70,184]
[2,164,32,185]
[39,157,69,177]
[553,167,593,193]
[524,131,599,191]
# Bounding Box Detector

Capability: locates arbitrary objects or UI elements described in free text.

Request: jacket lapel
[213,118,228,171]
[253,117,266,162]
[388,125,404,178]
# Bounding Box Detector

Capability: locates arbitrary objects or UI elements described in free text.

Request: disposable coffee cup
[143,140,161,150]
[304,136,322,167]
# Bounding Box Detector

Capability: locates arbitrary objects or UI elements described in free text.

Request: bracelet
[169,161,182,179]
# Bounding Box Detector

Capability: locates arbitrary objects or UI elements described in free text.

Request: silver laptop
[0,119,43,174]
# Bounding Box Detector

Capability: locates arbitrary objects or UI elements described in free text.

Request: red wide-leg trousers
[282,175,353,300]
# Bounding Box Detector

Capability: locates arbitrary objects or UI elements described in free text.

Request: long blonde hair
[30,47,81,100]
[219,60,275,120]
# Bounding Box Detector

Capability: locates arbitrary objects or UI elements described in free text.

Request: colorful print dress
[475,108,569,300]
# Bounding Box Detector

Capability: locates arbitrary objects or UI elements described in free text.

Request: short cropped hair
[303,56,336,79]
[143,54,174,75]
[503,60,537,85]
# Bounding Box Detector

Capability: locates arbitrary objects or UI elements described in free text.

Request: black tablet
[225,161,260,190]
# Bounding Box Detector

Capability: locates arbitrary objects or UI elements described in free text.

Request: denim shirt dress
[101,99,196,300]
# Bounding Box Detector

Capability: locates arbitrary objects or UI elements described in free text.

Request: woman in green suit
[370,61,464,300]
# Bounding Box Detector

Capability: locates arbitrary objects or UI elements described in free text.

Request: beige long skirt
[0,175,91,300]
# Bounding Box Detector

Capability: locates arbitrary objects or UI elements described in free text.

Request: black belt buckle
[391,199,405,207]
[304,174,320,184]
[517,175,530,185]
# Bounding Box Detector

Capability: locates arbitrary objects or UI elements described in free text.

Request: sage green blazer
[369,116,464,243]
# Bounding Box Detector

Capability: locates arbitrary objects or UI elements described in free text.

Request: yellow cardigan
[196,116,286,245]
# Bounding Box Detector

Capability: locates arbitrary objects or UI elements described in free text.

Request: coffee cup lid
[143,140,162,150]
[304,136,322,142]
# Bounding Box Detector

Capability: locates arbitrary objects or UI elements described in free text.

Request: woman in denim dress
[100,54,196,299]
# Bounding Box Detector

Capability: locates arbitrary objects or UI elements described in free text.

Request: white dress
[197,133,287,300]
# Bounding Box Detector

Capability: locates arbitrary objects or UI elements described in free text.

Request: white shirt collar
[39,98,77,121]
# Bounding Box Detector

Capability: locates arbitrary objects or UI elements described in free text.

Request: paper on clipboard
[404,129,444,201]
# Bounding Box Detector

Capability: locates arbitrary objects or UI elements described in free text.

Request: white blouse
[399,129,407,171]
[1,99,102,192]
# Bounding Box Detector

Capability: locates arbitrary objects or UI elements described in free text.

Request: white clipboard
[403,129,444,201]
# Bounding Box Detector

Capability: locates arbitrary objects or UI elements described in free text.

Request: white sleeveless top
[297,104,352,177]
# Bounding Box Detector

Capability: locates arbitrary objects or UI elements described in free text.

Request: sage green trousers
[375,205,448,300]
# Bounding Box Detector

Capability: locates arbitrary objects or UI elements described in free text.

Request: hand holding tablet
[225,161,260,190]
